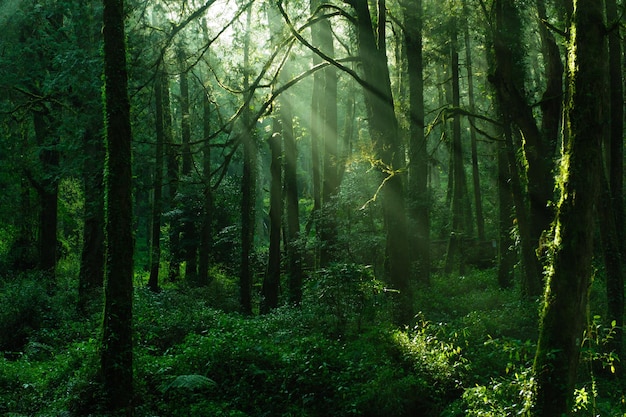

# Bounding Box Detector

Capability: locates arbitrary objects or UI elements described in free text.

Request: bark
[164,73,180,282]
[444,24,471,275]
[532,3,606,414]
[33,109,59,282]
[351,0,412,324]
[497,132,515,289]
[463,10,485,241]
[179,65,198,284]
[148,73,166,292]
[101,0,134,412]
[491,0,543,296]
[240,5,256,314]
[604,0,624,362]
[308,0,323,265]
[402,0,430,284]
[198,91,213,286]
[78,125,106,306]
[319,7,339,267]
[262,119,282,313]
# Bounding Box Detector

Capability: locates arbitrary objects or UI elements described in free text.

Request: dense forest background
[0,0,624,415]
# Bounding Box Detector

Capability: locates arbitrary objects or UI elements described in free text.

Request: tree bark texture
[402,0,430,284]
[148,72,166,292]
[101,0,134,412]
[532,2,606,414]
[351,0,412,324]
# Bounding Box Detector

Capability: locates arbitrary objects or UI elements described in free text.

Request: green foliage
[304,263,388,334]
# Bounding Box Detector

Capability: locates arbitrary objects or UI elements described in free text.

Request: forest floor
[1,260,625,416]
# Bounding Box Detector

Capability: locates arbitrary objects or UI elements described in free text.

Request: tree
[101,0,134,412]
[444,10,472,275]
[148,71,167,292]
[239,4,257,314]
[532,2,606,414]
[402,0,430,284]
[349,0,412,324]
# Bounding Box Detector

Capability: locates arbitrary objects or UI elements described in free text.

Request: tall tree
[402,0,430,283]
[603,0,624,361]
[532,2,606,414]
[262,115,283,313]
[198,89,214,286]
[178,59,198,284]
[463,2,485,242]
[491,0,543,297]
[101,0,134,412]
[148,72,167,292]
[350,0,412,324]
[444,14,472,275]
[240,5,257,314]
[318,2,340,267]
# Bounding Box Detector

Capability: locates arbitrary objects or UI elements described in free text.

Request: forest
[0,0,624,415]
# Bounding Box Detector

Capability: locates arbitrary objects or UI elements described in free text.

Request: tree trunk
[33,109,59,282]
[198,91,213,286]
[463,8,485,241]
[262,118,282,313]
[351,0,412,324]
[496,132,515,289]
[604,0,624,363]
[179,65,198,284]
[79,124,106,307]
[164,73,180,282]
[402,0,430,284]
[532,3,606,414]
[319,8,339,267]
[444,24,471,275]
[148,72,166,292]
[491,0,543,296]
[101,0,134,412]
[240,5,256,314]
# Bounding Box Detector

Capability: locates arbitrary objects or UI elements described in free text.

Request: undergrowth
[1,266,624,416]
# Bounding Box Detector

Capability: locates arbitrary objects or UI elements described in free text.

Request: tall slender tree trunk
[604,0,624,362]
[497,126,515,289]
[33,110,59,282]
[463,9,485,242]
[198,91,213,286]
[533,3,606,414]
[444,23,471,275]
[101,0,134,412]
[262,118,283,313]
[148,72,166,292]
[402,0,430,284]
[79,125,106,306]
[308,0,323,266]
[319,10,339,267]
[179,64,198,284]
[164,75,180,282]
[240,5,256,314]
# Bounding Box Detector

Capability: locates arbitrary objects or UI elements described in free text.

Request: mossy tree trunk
[101,0,134,413]
[350,0,412,324]
[532,2,606,414]
[603,0,624,363]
